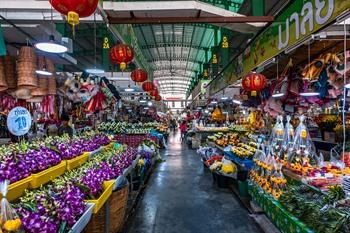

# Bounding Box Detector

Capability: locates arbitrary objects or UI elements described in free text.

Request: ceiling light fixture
[221,96,229,100]
[139,100,147,103]
[232,99,242,105]
[147,101,153,106]
[86,68,105,74]
[35,70,52,76]
[35,35,68,53]
[299,92,320,97]
[125,88,135,92]
[36,57,53,76]
[272,91,285,98]
[211,101,218,104]
[345,83,350,89]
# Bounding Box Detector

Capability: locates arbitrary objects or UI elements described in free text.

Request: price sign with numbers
[6,107,32,136]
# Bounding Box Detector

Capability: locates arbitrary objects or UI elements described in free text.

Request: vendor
[58,114,73,137]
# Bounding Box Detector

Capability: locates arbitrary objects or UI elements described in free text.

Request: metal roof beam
[148,57,204,63]
[141,43,209,51]
[108,16,274,24]
[138,26,156,62]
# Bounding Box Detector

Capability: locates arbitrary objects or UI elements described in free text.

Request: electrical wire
[342,20,347,161]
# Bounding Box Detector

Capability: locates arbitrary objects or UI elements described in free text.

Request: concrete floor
[126,132,262,233]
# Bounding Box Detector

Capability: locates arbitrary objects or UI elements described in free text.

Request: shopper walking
[179,121,187,142]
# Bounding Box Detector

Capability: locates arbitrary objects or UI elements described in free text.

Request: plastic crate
[86,180,115,214]
[68,203,95,233]
[6,176,32,201]
[30,161,66,189]
[66,152,89,171]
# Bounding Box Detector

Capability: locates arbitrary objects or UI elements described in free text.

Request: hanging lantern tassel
[67,11,80,37]
[120,62,127,71]
[251,91,257,96]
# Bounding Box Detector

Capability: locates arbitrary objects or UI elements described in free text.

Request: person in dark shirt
[58,114,73,137]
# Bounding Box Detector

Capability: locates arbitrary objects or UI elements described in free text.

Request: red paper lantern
[131,69,148,83]
[50,0,98,32]
[154,95,162,101]
[242,72,267,96]
[109,44,134,71]
[142,81,155,92]
[149,89,158,97]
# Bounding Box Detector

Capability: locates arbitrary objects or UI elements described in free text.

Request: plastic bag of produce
[0,180,22,232]
[221,157,236,174]
[268,115,284,152]
[282,115,294,153]
[288,115,318,172]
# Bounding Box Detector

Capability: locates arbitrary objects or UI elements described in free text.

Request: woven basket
[45,58,56,95]
[3,55,17,89]
[109,184,129,233]
[31,77,48,96]
[31,57,48,96]
[0,59,7,92]
[17,46,36,62]
[83,202,107,233]
[17,46,37,89]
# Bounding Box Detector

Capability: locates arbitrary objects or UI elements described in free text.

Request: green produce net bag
[0,180,22,232]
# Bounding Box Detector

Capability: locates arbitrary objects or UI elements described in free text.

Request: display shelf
[66,152,89,171]
[30,161,67,189]
[86,180,115,214]
[68,203,95,233]
[6,176,32,201]
[248,182,314,233]
[224,151,254,170]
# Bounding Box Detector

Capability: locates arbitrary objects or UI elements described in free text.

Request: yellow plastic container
[30,161,67,189]
[6,176,32,201]
[86,180,115,214]
[66,152,89,171]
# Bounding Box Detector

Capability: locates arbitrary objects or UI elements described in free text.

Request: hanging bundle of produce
[288,115,318,175]
[0,181,22,232]
[282,115,294,158]
[268,115,284,157]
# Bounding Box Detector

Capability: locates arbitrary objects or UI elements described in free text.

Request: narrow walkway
[126,132,261,233]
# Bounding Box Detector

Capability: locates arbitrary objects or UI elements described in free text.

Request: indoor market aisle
[126,132,261,233]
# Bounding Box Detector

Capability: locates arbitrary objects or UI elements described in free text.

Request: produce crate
[109,184,129,233]
[224,151,254,170]
[86,180,115,214]
[30,161,67,189]
[6,176,32,201]
[68,203,95,233]
[66,152,89,171]
[248,182,313,233]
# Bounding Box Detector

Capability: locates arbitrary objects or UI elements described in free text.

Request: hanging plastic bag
[269,115,285,153]
[283,115,294,151]
[292,115,317,162]
[0,180,22,232]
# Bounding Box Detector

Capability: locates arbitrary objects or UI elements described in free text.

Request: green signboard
[208,0,350,95]
[0,25,6,56]
[111,24,153,79]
